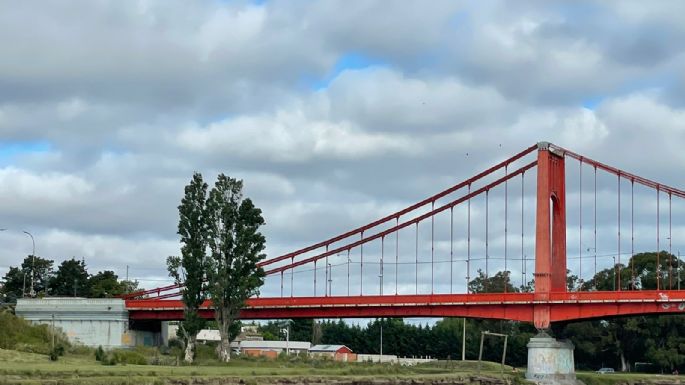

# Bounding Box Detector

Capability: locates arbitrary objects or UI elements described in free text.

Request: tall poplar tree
[167,172,209,363]
[205,174,266,362]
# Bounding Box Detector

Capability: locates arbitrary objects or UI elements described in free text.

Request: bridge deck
[126,290,685,322]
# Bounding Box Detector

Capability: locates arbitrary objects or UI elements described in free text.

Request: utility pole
[477,332,485,374]
[324,263,328,297]
[380,319,383,360]
[379,272,383,360]
[462,318,466,361]
[327,263,332,296]
[51,313,55,351]
[347,253,351,296]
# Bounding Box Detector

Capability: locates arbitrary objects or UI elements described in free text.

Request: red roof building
[309,344,356,362]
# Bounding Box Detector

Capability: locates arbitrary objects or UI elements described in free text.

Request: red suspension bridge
[124,142,685,329]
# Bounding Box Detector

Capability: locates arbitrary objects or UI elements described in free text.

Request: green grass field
[576,371,684,385]
[3,348,683,385]
[0,311,524,385]
[0,348,523,385]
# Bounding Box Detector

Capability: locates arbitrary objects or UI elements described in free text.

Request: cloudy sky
[2,1,685,299]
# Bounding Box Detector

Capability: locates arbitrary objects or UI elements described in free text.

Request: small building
[357,354,398,363]
[230,340,311,358]
[163,323,261,345]
[196,329,221,342]
[309,344,356,362]
[234,324,264,342]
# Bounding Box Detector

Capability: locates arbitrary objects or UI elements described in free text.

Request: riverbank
[0,347,522,385]
[577,373,684,385]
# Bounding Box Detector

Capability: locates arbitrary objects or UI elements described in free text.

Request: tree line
[259,251,685,373]
[258,317,533,365]
[0,255,138,302]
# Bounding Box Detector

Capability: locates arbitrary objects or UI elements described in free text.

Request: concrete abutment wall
[15,298,161,348]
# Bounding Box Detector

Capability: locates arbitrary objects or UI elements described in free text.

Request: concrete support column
[526,332,576,385]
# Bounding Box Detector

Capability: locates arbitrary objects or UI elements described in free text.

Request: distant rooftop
[309,344,350,352]
[238,340,311,350]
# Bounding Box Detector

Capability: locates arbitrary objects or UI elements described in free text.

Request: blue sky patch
[582,96,604,110]
[0,140,52,165]
[306,52,386,90]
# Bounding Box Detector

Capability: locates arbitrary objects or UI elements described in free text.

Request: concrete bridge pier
[526,332,576,385]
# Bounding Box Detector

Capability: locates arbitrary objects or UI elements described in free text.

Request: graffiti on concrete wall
[528,349,574,374]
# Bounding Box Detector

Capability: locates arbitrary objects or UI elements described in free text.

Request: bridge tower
[527,142,576,385]
[534,142,567,330]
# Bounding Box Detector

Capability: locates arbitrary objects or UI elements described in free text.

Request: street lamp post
[23,231,36,297]
[1,229,37,297]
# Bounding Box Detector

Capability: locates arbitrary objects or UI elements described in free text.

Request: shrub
[111,349,148,365]
[167,338,184,350]
[158,345,171,355]
[100,349,148,366]
[194,344,217,361]
[69,345,95,356]
[95,346,106,361]
[49,345,65,361]
[133,345,158,357]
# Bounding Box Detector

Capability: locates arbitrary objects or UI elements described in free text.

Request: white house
[230,340,311,357]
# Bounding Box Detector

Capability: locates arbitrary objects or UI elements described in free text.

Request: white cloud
[196,5,266,61]
[593,92,685,179]
[509,107,609,149]
[0,167,93,206]
[40,229,176,272]
[56,98,88,120]
[177,109,420,162]
[325,68,514,132]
